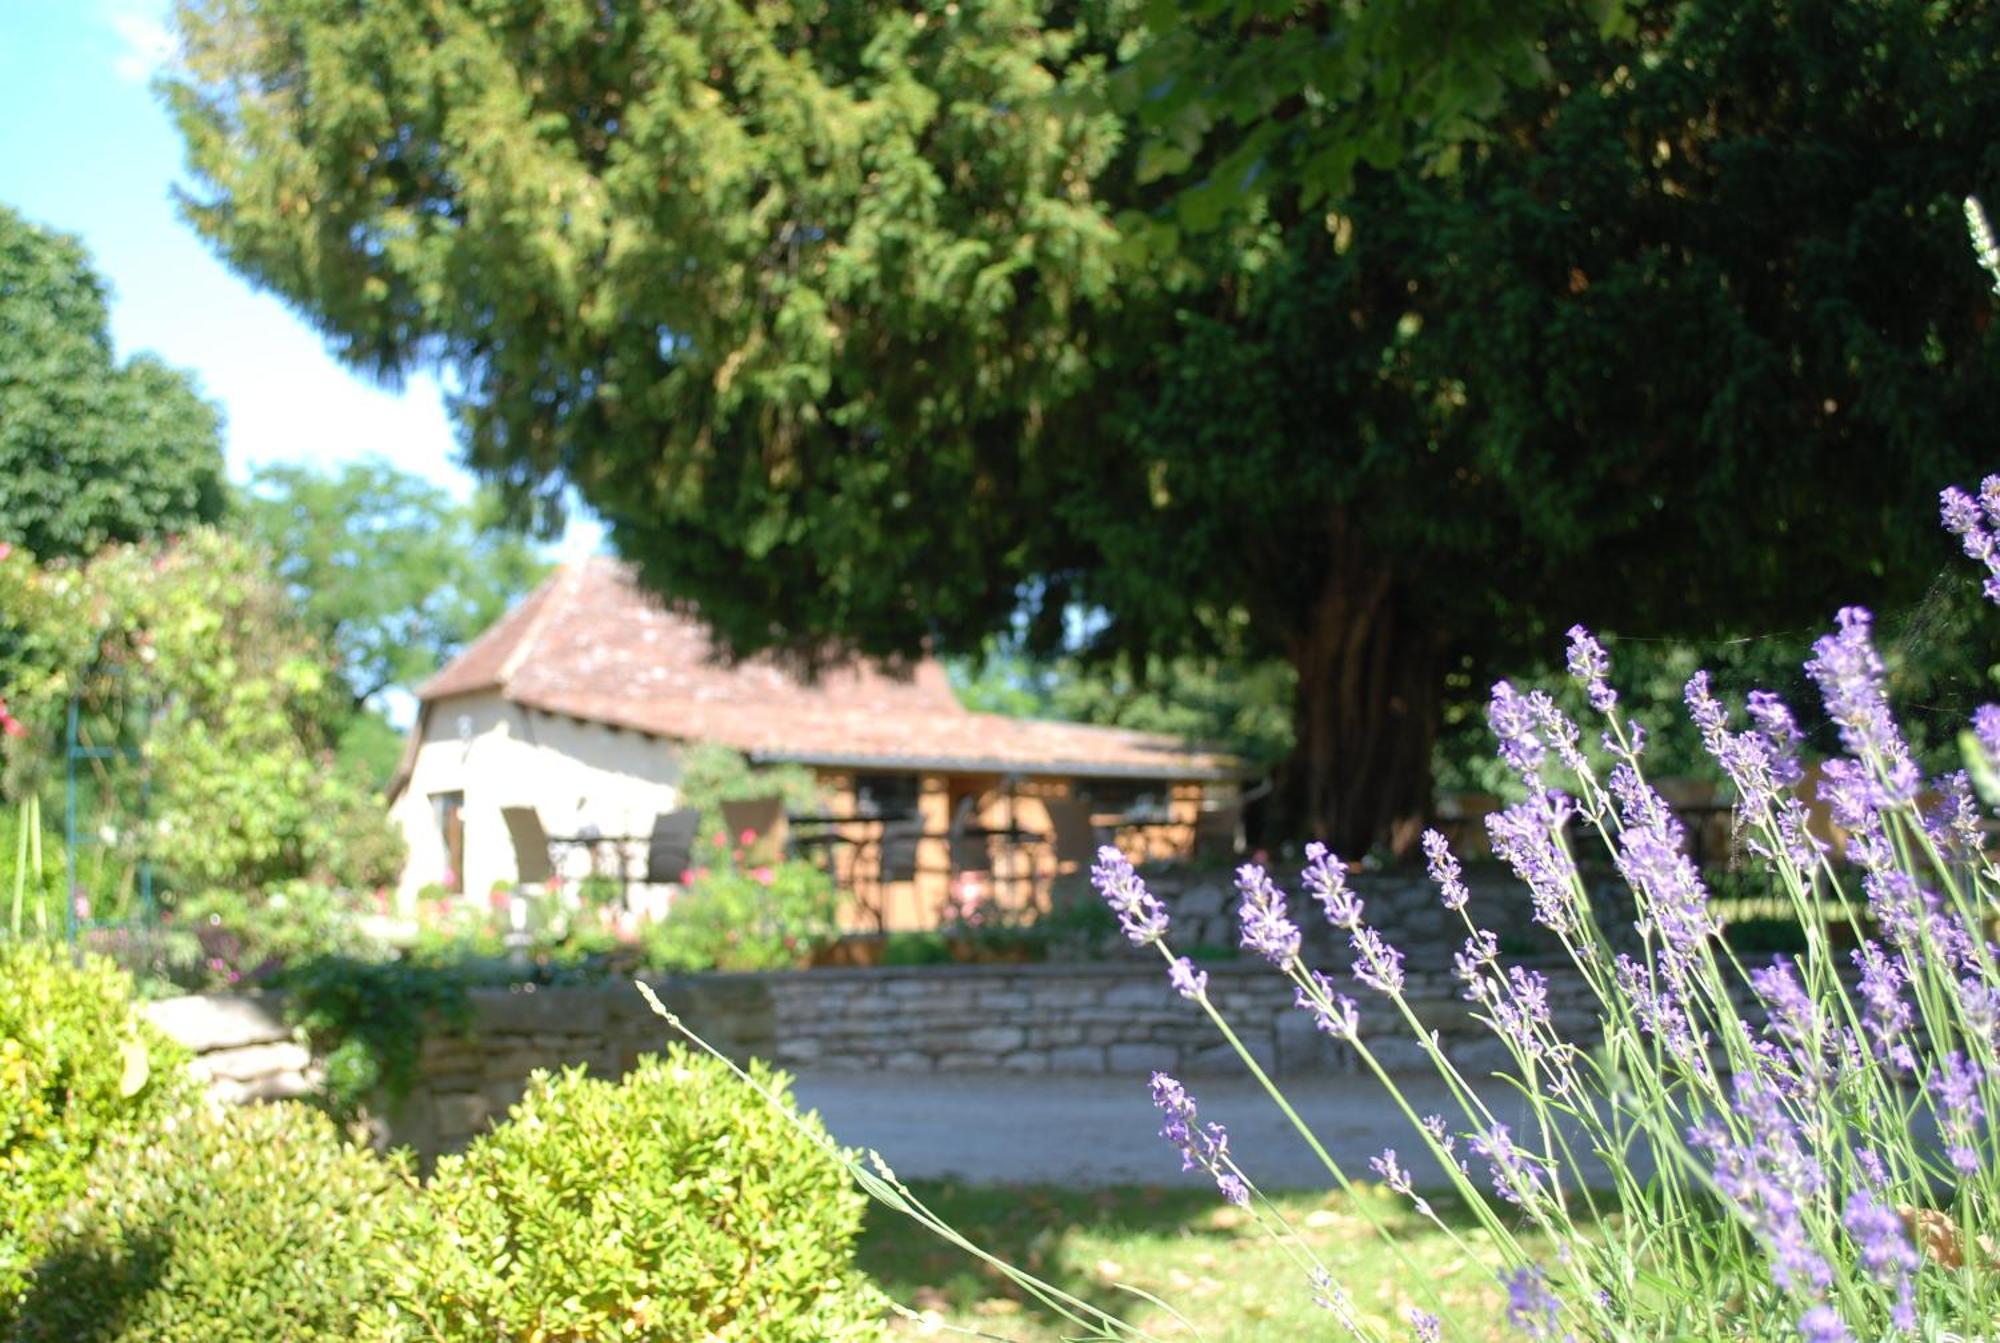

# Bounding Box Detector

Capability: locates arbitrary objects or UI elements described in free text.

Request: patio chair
[1043,796,1102,874]
[500,806,556,888]
[644,807,703,885]
[720,795,788,868]
[1193,800,1243,862]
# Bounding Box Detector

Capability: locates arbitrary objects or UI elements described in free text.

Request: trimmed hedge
[389,1050,884,1341]
[12,1101,415,1342]
[0,943,194,1314]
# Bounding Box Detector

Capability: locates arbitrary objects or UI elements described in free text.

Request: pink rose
[740,827,758,844]
[753,867,773,885]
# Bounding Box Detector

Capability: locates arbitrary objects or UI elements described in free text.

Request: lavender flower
[1528,689,1593,785]
[1976,703,2000,762]
[1691,1078,1831,1295]
[1092,845,1169,946]
[1565,624,1617,712]
[1408,1307,1442,1343]
[1470,1123,1546,1207]
[1501,1265,1562,1338]
[1455,929,1499,1002]
[1302,842,1362,929]
[1617,825,1717,956]
[1167,956,1207,1000]
[1841,1187,1918,1288]
[1349,925,1406,996]
[1798,1304,1853,1343]
[1370,1147,1414,1196]
[1421,828,1470,911]
[1805,608,1919,799]
[1489,680,1547,783]
[1487,792,1581,937]
[1295,974,1360,1040]
[1745,690,1805,786]
[1852,941,1915,1071]
[1235,863,1301,967]
[1490,965,1553,1059]
[1942,480,2000,604]
[1149,1072,1248,1207]
[1932,1050,1986,1176]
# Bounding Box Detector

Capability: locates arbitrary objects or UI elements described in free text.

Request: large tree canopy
[0,207,227,559]
[165,0,2000,852]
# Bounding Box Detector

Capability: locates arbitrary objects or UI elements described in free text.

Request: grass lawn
[857,1182,1543,1341]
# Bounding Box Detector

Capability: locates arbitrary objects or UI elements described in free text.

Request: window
[853,773,921,820]
[1078,779,1172,822]
[432,792,465,893]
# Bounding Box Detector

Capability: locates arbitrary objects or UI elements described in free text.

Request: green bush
[643,856,840,972]
[12,1101,414,1342]
[0,942,193,1313]
[392,1051,883,1342]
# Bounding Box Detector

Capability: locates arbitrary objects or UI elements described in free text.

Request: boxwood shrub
[0,942,194,1314]
[390,1049,884,1341]
[12,1101,415,1342]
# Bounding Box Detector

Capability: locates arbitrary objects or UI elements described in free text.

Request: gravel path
[789,1070,1612,1191]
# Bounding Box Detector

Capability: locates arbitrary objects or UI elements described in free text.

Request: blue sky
[0,1,601,556]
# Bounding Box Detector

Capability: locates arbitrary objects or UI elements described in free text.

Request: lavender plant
[641,214,2000,1343]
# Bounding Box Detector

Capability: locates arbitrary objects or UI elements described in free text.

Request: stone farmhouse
[387,558,1239,927]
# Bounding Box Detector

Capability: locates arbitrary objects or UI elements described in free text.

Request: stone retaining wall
[148,953,1617,1160]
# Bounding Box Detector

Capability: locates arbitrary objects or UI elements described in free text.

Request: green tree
[1109,0,1627,233]
[163,0,2000,853]
[0,530,403,895]
[241,458,549,708]
[0,206,227,559]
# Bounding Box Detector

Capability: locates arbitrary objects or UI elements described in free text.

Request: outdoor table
[545,831,646,901]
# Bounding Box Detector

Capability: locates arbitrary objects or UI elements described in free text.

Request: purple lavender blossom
[1746,690,1806,786]
[1615,951,1701,1066]
[1842,1188,1918,1284]
[1932,1051,1986,1176]
[1691,1079,1831,1295]
[1942,482,2000,605]
[1421,1113,1468,1174]
[1295,974,1360,1040]
[1798,1304,1853,1343]
[1408,1307,1442,1343]
[1455,929,1500,999]
[1470,1123,1546,1207]
[1349,925,1406,995]
[1302,842,1362,930]
[1235,863,1301,967]
[1607,763,1681,842]
[1370,1147,1414,1196]
[1501,1265,1562,1338]
[1805,608,1919,799]
[1565,625,1618,713]
[1750,958,1818,1049]
[1617,825,1718,956]
[1487,792,1581,937]
[1852,941,1916,1071]
[1149,1072,1248,1207]
[1489,681,1547,783]
[1092,845,1169,946]
[1421,828,1470,911]
[1167,956,1207,1000]
[1976,704,2000,762]
[1529,689,1593,785]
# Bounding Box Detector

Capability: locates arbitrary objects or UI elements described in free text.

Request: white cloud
[106,3,172,84]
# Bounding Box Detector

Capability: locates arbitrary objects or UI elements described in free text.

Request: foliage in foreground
[0,943,193,1316]
[389,1052,883,1341]
[657,459,2000,1342]
[12,1102,415,1343]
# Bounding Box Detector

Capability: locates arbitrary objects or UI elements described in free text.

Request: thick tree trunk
[1272,559,1440,861]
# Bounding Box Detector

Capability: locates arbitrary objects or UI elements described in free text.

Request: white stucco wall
[391,694,685,903]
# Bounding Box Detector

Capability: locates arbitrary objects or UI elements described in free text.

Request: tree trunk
[1272,558,1440,861]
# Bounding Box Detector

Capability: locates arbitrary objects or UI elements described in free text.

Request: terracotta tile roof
[416,558,1240,779]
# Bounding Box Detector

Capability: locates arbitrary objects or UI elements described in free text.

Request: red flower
[739,827,758,845]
